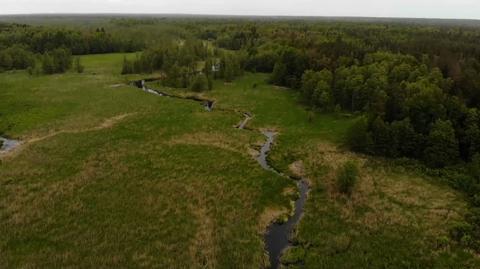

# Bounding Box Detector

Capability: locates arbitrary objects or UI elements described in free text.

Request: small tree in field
[337,161,359,196]
[189,74,209,92]
[41,53,55,74]
[346,116,373,153]
[121,57,133,74]
[73,57,84,73]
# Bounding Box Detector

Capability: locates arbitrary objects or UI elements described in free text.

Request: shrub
[345,117,372,153]
[450,221,473,242]
[424,119,460,168]
[280,246,305,265]
[73,57,84,73]
[337,161,359,196]
[189,74,209,92]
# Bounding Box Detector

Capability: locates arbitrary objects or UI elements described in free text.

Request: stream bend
[134,80,310,269]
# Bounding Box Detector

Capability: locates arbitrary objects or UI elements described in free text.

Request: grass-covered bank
[1,54,478,268]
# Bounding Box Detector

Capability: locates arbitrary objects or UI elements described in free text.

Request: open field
[1,53,479,268]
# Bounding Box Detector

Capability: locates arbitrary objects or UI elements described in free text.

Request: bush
[280,246,305,265]
[121,57,134,74]
[450,221,473,242]
[73,57,84,73]
[189,74,209,92]
[345,116,372,153]
[41,48,72,74]
[337,161,359,196]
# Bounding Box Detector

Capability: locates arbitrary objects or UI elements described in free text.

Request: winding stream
[134,80,310,268]
[256,131,309,269]
[137,80,215,111]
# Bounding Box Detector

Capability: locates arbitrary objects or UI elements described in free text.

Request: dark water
[257,131,309,269]
[0,137,20,153]
[134,80,214,111]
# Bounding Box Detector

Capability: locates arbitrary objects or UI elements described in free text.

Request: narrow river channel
[135,80,309,269]
[255,131,309,269]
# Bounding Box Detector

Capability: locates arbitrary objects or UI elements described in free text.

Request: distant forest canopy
[0,23,144,73]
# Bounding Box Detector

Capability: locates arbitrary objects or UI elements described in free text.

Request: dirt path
[0,113,136,159]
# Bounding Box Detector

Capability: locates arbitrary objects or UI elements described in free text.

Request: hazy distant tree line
[0,23,143,73]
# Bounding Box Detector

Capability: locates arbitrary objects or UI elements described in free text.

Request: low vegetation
[336,161,359,196]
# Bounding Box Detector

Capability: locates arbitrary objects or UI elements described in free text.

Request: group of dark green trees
[121,39,243,91]
[205,23,480,169]
[0,23,141,73]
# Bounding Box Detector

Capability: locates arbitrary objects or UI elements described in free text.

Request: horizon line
[0,13,479,22]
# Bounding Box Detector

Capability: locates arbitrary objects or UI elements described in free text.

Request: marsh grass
[0,55,477,268]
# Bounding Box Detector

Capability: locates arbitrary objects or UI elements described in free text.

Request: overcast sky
[1,0,480,20]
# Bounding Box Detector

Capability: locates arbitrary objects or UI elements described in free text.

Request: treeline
[117,20,480,160]
[198,23,480,168]
[0,24,144,54]
[122,40,243,91]
[0,45,83,75]
[0,45,35,71]
[199,22,480,105]
[0,23,143,72]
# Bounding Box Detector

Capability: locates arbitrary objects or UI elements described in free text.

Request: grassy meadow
[1,53,478,268]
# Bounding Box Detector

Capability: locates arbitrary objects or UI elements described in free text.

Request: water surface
[0,137,20,153]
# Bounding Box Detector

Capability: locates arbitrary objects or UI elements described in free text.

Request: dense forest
[2,16,480,252]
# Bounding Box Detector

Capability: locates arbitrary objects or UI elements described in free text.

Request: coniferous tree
[73,57,84,73]
[371,117,392,156]
[424,119,460,167]
[346,117,373,153]
[465,109,480,160]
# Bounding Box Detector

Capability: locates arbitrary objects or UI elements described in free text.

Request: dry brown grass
[257,207,289,234]
[3,145,132,228]
[302,141,466,237]
[167,131,250,156]
[288,160,306,178]
[187,189,218,269]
